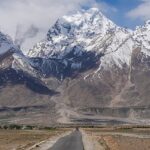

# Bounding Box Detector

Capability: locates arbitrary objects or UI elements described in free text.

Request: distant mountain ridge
[0,8,150,125]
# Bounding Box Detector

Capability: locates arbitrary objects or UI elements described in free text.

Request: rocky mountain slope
[0,8,150,125]
[0,32,57,125]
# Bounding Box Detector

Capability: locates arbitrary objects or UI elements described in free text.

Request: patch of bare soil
[0,129,69,150]
[110,135,150,150]
[83,127,150,150]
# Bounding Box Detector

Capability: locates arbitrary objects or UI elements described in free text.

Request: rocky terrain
[0,8,150,125]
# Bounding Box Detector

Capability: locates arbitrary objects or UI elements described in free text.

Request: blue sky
[94,0,145,29]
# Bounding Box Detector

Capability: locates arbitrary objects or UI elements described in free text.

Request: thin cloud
[127,0,150,20]
[0,0,116,53]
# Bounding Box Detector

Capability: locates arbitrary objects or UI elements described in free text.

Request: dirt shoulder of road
[0,128,71,150]
[82,127,150,150]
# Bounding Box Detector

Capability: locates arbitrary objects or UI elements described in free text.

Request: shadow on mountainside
[0,68,58,95]
[30,50,104,79]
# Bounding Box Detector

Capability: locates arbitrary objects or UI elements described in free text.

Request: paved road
[49,130,84,150]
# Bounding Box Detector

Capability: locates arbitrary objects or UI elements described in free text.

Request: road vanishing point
[49,130,84,150]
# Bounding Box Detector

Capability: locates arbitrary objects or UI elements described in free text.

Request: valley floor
[1,126,150,150]
[82,127,150,150]
[0,128,71,150]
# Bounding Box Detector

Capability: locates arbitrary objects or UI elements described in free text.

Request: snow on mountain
[88,27,134,70]
[133,20,150,56]
[0,31,37,77]
[28,8,116,57]
[12,53,39,77]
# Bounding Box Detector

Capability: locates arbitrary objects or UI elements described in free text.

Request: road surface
[49,130,84,150]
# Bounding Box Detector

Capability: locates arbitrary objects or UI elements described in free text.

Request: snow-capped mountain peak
[28,8,117,58]
[27,7,134,72]
[133,20,150,56]
[48,7,116,39]
[62,7,108,27]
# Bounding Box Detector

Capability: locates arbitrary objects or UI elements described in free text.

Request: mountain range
[0,8,150,125]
